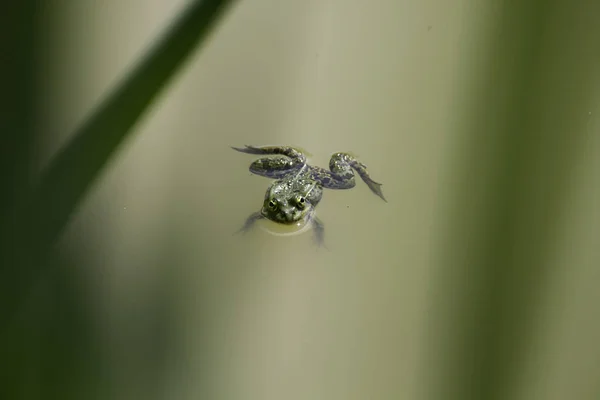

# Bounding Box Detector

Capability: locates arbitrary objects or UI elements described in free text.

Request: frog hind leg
[232,145,306,178]
[316,152,387,202]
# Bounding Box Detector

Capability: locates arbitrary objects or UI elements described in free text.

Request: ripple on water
[257,218,312,238]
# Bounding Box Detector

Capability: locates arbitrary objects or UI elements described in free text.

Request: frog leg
[313,153,386,202]
[232,145,306,179]
[235,211,264,235]
[311,215,326,248]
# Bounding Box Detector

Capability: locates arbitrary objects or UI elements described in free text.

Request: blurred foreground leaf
[1,0,237,324]
[33,0,236,246]
[424,1,600,399]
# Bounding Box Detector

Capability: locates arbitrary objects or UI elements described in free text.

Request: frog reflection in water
[233,145,386,246]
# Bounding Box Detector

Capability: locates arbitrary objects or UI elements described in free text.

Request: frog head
[260,179,321,224]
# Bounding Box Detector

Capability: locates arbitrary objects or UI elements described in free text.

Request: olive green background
[1,0,599,399]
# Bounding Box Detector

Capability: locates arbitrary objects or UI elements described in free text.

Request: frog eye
[296,196,306,208]
[268,200,277,209]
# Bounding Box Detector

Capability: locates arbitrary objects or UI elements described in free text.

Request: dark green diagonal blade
[31,0,237,245]
[0,0,237,325]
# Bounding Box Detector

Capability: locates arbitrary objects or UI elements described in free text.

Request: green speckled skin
[233,145,386,246]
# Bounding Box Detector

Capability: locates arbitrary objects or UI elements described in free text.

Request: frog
[232,145,386,246]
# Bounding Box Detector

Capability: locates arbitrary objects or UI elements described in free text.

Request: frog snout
[281,207,296,221]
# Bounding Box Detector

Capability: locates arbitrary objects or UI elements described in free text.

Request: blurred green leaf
[32,0,237,246]
[1,0,236,325]
[424,1,600,399]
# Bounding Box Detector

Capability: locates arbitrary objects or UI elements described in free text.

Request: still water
[34,0,600,399]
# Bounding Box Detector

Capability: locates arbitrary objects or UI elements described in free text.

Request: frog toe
[365,178,387,202]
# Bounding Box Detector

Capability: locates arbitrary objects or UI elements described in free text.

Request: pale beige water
[35,1,600,399]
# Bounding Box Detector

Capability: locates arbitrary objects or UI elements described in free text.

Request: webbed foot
[231,145,265,155]
[318,152,387,202]
[361,176,386,202]
[231,145,306,160]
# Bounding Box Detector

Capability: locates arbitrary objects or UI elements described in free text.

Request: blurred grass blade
[424,1,600,399]
[1,0,236,325]
[30,0,236,245]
